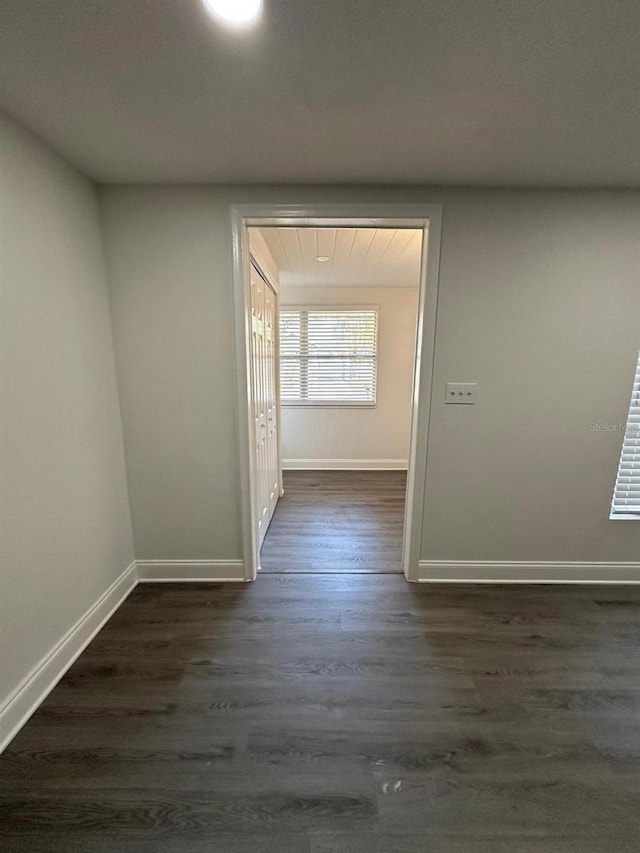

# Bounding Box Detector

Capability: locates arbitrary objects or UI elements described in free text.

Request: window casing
[280,307,378,406]
[611,350,640,518]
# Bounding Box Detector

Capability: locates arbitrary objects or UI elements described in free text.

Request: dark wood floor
[260,470,406,573]
[2,576,640,850]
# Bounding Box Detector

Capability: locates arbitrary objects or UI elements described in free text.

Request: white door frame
[231,203,443,582]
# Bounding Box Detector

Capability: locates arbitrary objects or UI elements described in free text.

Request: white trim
[417,560,640,584]
[402,213,442,583]
[282,303,380,311]
[248,232,280,295]
[136,560,246,582]
[4,555,640,755]
[282,401,377,409]
[0,561,137,754]
[0,557,253,753]
[232,208,261,581]
[231,203,443,585]
[283,458,408,470]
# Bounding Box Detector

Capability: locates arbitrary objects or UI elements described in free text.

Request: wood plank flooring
[260,470,407,573]
[2,576,640,850]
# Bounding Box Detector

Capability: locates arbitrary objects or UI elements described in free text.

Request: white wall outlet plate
[445,382,477,404]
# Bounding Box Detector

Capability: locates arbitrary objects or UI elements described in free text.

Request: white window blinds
[280,308,378,405]
[612,350,640,515]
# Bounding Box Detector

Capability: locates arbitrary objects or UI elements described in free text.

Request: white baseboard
[283,458,408,471]
[0,558,248,753]
[417,560,640,584]
[0,561,137,754]
[136,560,247,582]
[5,554,639,754]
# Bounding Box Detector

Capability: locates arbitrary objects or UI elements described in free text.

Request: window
[611,350,640,517]
[280,307,378,405]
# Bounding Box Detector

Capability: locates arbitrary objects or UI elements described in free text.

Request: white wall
[100,188,241,560]
[422,193,640,563]
[0,115,134,714]
[100,185,640,567]
[280,285,418,467]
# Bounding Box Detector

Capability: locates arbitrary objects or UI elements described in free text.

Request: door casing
[231,203,443,582]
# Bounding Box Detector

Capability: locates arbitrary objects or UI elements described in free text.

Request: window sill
[609,512,640,521]
[282,402,377,409]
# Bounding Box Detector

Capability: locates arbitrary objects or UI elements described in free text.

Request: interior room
[250,226,421,573]
[1,1,640,850]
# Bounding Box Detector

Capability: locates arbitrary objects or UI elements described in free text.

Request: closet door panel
[264,282,279,516]
[250,260,279,548]
[250,263,269,545]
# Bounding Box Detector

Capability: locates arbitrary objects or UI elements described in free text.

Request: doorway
[254,225,422,573]
[232,204,443,582]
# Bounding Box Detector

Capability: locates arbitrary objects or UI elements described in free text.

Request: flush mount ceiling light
[203,0,262,24]
[315,255,331,262]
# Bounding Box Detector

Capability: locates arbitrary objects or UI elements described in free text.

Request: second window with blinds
[280,307,378,406]
[611,349,640,518]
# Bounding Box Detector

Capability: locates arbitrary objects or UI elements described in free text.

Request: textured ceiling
[1,0,640,185]
[258,227,422,288]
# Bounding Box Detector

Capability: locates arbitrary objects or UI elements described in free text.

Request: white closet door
[250,260,279,547]
[264,282,279,518]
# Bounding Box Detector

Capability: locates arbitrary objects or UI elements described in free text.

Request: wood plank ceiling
[257,227,422,288]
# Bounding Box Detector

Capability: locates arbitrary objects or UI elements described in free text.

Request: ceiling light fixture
[202,0,262,24]
[316,255,331,262]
